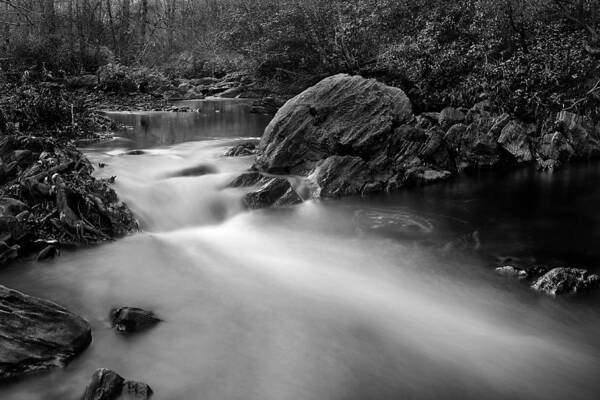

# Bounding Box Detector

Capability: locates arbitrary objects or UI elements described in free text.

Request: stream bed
[1,99,600,400]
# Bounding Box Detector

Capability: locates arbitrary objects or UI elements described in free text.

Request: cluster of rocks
[224,74,600,209]
[73,71,268,113]
[496,266,600,296]
[82,368,153,400]
[0,281,159,394]
[0,135,137,266]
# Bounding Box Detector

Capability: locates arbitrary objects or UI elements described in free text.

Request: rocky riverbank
[0,135,137,266]
[227,74,600,208]
[64,69,287,114]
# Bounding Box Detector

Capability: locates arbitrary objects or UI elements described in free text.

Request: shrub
[97,63,170,93]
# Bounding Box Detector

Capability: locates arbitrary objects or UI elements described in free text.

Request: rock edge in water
[0,284,92,381]
[496,266,600,296]
[82,368,153,400]
[532,268,600,296]
[110,307,161,333]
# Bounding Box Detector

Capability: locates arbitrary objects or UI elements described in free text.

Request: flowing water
[1,99,600,400]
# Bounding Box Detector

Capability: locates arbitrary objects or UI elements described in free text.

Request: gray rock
[166,164,217,178]
[555,111,600,158]
[243,178,303,209]
[438,107,466,130]
[495,265,528,279]
[308,155,371,198]
[255,74,413,175]
[122,380,154,399]
[177,82,192,93]
[82,368,124,400]
[183,88,205,100]
[444,117,500,171]
[110,307,161,333]
[0,285,91,381]
[536,132,575,171]
[532,268,600,296]
[215,87,243,98]
[404,167,452,187]
[82,369,153,400]
[498,120,533,163]
[224,142,257,157]
[227,171,264,188]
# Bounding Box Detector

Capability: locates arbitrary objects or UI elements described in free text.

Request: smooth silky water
[1,99,600,400]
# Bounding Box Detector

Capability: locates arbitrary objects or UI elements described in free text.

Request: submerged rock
[166,164,217,178]
[82,368,153,400]
[495,265,528,279]
[0,285,92,381]
[125,150,146,156]
[531,268,600,296]
[110,307,161,333]
[243,178,303,209]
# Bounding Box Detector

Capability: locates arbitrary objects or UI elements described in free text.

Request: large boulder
[531,268,600,296]
[0,285,92,381]
[255,74,413,175]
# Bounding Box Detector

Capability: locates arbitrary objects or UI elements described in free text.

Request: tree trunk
[140,0,148,49]
[43,0,56,35]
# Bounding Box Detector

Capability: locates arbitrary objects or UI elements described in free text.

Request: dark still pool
[1,99,600,400]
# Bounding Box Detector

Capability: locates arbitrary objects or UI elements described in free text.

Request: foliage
[97,63,170,93]
[0,83,115,139]
[0,0,598,121]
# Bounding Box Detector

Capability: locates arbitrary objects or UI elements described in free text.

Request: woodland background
[0,0,599,118]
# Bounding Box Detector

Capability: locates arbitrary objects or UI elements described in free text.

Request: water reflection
[101,99,270,149]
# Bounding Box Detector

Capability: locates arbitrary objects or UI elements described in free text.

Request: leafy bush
[0,84,115,139]
[97,63,170,93]
[10,34,114,75]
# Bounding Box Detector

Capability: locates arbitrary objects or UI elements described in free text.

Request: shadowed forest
[0,0,599,117]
